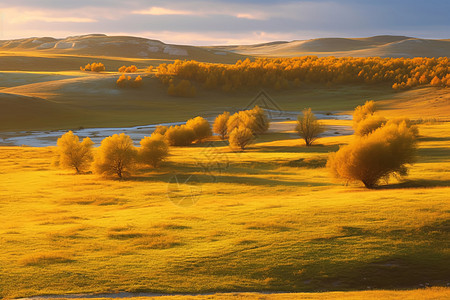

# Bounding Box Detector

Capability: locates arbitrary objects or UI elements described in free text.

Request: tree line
[156,57,450,92]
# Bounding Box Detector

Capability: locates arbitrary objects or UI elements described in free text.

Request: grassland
[1,118,449,299]
[2,65,447,132]
[0,39,449,299]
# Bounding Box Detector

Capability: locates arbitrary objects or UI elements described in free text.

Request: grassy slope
[0,120,449,299]
[209,36,450,58]
[1,66,440,132]
[1,49,449,132]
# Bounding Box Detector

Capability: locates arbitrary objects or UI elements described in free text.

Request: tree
[354,115,387,136]
[116,75,143,88]
[295,108,324,146]
[213,111,230,139]
[229,126,254,150]
[227,111,256,135]
[167,80,196,97]
[119,65,138,73]
[430,76,442,87]
[81,62,105,72]
[93,133,137,178]
[353,100,376,126]
[164,125,196,146]
[153,125,168,135]
[139,134,169,168]
[56,131,94,173]
[327,119,418,188]
[186,116,212,142]
[247,105,270,134]
[116,74,128,87]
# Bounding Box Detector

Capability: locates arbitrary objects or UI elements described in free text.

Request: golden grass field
[1,117,449,298]
[0,44,449,299]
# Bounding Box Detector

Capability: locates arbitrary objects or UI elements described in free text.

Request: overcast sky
[0,0,449,45]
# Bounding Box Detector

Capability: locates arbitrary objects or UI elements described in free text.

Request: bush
[248,105,269,134]
[118,65,138,73]
[116,75,143,88]
[295,108,324,146]
[226,106,270,136]
[167,79,196,97]
[56,131,94,173]
[354,115,387,136]
[229,126,254,150]
[93,133,137,178]
[327,119,418,188]
[139,134,169,168]
[164,125,196,146]
[186,116,212,142]
[80,62,105,72]
[213,111,230,139]
[353,100,376,126]
[227,111,256,135]
[153,125,168,136]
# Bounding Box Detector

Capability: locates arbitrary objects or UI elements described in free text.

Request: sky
[0,0,449,45]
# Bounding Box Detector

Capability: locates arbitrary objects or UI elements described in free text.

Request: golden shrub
[213,111,230,139]
[295,108,324,146]
[56,131,94,173]
[229,126,254,150]
[327,120,418,188]
[139,134,169,168]
[93,133,137,178]
[164,125,196,146]
[186,116,212,142]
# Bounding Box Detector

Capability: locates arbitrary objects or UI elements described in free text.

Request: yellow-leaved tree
[56,131,94,174]
[213,111,230,139]
[139,134,169,168]
[93,133,137,178]
[327,119,418,188]
[164,125,196,146]
[295,108,324,146]
[229,126,254,150]
[186,116,212,143]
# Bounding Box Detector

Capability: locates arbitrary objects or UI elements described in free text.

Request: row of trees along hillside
[156,57,450,92]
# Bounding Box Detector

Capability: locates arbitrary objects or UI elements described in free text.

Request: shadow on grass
[417,147,450,163]
[252,144,339,154]
[418,136,450,142]
[379,179,450,189]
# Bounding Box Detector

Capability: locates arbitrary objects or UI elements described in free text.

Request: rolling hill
[209,36,450,58]
[1,34,449,61]
[0,34,247,64]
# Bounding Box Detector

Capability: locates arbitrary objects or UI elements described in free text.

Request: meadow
[0,117,449,298]
[0,42,449,299]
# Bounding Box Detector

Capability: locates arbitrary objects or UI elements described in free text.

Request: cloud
[132,7,194,16]
[132,5,267,20]
[0,0,448,43]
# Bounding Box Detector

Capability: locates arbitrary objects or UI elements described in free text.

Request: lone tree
[139,134,169,168]
[186,116,212,142]
[229,126,254,150]
[93,133,137,178]
[56,131,94,173]
[327,119,418,188]
[213,111,230,139]
[296,108,324,146]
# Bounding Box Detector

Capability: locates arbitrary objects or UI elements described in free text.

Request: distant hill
[208,36,450,58]
[0,34,449,62]
[0,34,247,63]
